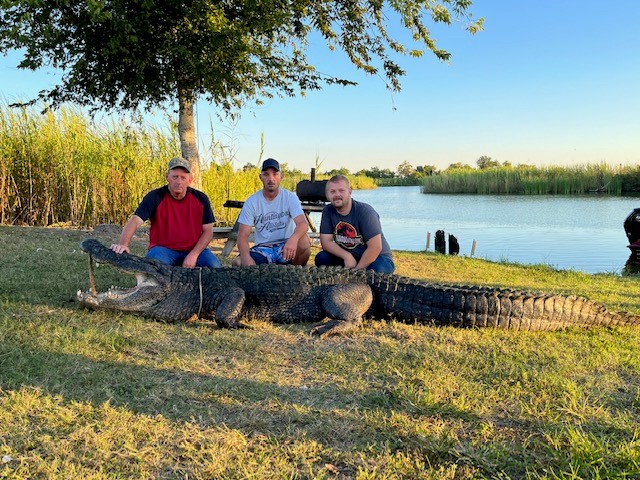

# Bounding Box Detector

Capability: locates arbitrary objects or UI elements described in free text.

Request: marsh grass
[0,104,375,228]
[0,105,177,226]
[422,164,637,195]
[1,225,639,479]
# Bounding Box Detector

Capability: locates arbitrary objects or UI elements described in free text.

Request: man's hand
[182,252,198,268]
[282,237,298,262]
[110,244,130,254]
[343,255,357,268]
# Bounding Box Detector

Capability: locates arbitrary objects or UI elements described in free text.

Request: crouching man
[314,174,394,273]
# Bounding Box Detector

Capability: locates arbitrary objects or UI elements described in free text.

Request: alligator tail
[367,274,640,331]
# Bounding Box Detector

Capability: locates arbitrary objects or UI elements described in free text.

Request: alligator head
[76,238,185,319]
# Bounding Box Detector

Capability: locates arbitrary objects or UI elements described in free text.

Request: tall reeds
[0,104,177,226]
[0,104,375,227]
[422,164,635,195]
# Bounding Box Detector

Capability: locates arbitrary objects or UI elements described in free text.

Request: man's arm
[282,214,308,262]
[182,223,214,268]
[236,223,256,266]
[319,233,357,268]
[355,234,383,269]
[111,215,143,254]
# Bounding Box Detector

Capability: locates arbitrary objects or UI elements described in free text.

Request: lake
[308,186,640,275]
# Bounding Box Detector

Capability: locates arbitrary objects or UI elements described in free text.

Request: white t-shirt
[238,188,305,246]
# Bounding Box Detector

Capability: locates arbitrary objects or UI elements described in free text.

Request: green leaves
[0,1,482,168]
[0,1,482,113]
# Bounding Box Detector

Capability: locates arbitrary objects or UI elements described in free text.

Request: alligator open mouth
[76,239,172,311]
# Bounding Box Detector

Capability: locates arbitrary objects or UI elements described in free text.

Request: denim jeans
[147,246,222,268]
[314,250,395,274]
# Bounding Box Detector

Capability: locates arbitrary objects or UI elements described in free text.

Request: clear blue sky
[1,1,639,173]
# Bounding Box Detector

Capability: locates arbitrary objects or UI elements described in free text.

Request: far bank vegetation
[372,157,639,195]
[421,156,640,195]
[1,106,637,227]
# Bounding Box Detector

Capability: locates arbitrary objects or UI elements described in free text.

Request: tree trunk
[177,85,201,187]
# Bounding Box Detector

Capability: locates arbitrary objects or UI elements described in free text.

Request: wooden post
[435,230,446,254]
[470,240,477,257]
[310,168,316,182]
[425,232,431,251]
[448,234,460,255]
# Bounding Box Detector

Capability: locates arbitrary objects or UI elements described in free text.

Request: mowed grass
[1,225,639,479]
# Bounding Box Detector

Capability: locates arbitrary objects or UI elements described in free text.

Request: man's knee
[232,251,268,266]
[147,246,180,266]
[294,245,310,266]
[368,255,395,274]
[251,251,269,264]
[294,251,310,266]
[293,234,311,266]
[198,249,222,268]
[314,250,344,267]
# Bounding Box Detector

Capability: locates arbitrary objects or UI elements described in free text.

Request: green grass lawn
[1,225,639,479]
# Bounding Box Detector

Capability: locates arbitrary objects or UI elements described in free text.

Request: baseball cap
[261,158,280,172]
[168,157,191,172]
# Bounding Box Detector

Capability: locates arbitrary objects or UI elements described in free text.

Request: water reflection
[309,186,640,274]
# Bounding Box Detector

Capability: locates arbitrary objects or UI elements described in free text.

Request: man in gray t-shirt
[315,174,395,273]
[233,158,311,266]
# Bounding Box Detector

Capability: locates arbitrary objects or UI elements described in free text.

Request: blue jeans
[314,250,395,274]
[147,246,222,268]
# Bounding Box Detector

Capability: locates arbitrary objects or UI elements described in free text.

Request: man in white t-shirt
[232,158,311,266]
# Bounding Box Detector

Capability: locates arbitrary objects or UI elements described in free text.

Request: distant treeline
[421,164,640,195]
[374,177,422,186]
[0,105,374,227]
[361,157,640,193]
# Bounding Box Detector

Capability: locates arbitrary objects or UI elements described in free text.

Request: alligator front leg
[205,287,249,329]
[311,283,373,337]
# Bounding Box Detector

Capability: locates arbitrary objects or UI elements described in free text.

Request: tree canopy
[396,160,415,178]
[0,1,483,173]
[476,155,500,169]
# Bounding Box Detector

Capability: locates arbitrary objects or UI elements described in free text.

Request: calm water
[308,186,640,274]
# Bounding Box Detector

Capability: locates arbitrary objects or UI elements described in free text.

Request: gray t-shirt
[238,188,304,246]
[319,199,392,259]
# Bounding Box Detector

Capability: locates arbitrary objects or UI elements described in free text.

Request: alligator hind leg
[311,283,373,337]
[207,287,249,329]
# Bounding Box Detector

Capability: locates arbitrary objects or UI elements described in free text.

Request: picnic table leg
[221,221,240,257]
[304,211,317,233]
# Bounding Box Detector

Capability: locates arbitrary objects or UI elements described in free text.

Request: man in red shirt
[110,157,221,268]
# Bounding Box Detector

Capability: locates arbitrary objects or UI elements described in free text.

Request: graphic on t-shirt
[334,221,364,249]
[255,210,289,235]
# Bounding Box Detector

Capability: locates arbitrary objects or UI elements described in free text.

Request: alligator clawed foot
[310,319,340,337]
[215,319,251,330]
[310,319,361,338]
[230,321,250,330]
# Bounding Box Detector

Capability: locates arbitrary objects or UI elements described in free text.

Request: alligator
[76,239,640,336]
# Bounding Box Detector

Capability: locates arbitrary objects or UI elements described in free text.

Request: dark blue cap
[261,158,280,172]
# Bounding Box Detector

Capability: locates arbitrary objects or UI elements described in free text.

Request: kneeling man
[315,175,395,273]
[233,158,311,266]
